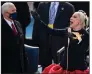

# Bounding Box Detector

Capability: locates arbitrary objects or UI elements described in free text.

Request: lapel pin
[61,7,64,10]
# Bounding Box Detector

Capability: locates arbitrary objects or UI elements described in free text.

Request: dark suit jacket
[60,29,89,71]
[1,18,28,73]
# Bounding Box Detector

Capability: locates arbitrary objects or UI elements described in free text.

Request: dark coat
[32,2,75,68]
[1,18,28,73]
[60,29,89,71]
[42,27,89,71]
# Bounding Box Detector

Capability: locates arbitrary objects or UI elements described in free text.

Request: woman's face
[70,13,81,28]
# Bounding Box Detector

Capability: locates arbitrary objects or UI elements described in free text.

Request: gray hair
[1,2,15,14]
[74,11,88,28]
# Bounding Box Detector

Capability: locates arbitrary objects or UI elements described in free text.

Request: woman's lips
[70,21,73,25]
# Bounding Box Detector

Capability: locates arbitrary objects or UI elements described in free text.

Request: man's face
[5,5,16,18]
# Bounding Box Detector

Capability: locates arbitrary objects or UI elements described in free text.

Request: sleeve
[31,3,44,46]
[25,3,46,46]
[67,2,75,15]
[70,3,75,14]
[15,2,31,28]
[47,28,68,36]
[79,33,89,52]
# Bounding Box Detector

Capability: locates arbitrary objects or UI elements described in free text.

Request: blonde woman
[42,10,89,74]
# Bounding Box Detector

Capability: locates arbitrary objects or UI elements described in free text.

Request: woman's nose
[70,17,73,20]
[70,17,73,21]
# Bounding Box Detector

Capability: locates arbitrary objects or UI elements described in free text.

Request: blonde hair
[74,11,88,29]
[2,2,15,14]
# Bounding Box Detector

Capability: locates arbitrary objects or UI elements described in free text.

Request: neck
[72,25,82,31]
[4,16,12,22]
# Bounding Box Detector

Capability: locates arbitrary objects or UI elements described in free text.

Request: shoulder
[37,2,50,12]
[1,17,4,23]
[65,2,74,7]
[1,17,7,25]
[82,29,89,40]
[39,2,49,5]
[38,2,49,7]
[60,2,74,9]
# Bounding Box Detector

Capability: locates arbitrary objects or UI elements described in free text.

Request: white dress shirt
[4,18,14,29]
[4,18,18,33]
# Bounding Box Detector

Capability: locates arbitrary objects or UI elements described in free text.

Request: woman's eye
[73,16,77,18]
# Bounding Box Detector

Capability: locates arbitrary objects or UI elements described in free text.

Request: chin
[70,24,74,28]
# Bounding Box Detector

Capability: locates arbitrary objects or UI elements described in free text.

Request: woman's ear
[78,19,82,26]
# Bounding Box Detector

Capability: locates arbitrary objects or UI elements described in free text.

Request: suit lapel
[14,21,23,37]
[47,2,51,24]
[14,21,21,35]
[2,18,14,35]
[54,2,65,24]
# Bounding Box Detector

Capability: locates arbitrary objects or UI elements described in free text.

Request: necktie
[49,2,56,24]
[11,23,17,35]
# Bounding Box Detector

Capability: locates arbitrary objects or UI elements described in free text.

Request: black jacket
[1,18,28,73]
[60,29,89,71]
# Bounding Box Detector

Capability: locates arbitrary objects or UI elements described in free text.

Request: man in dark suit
[1,2,28,73]
[32,2,75,69]
[1,2,31,35]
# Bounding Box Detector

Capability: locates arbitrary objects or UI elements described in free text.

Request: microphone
[31,11,74,37]
[31,11,68,30]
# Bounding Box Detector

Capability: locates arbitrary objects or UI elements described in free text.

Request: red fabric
[42,64,56,74]
[69,71,76,74]
[62,70,70,74]
[75,70,84,74]
[11,23,17,35]
[49,64,63,74]
[84,69,89,74]
[42,64,89,74]
[42,64,62,74]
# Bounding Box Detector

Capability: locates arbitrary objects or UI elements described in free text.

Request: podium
[24,44,39,73]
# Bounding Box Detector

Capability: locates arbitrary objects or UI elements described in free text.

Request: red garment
[75,70,84,74]
[42,64,56,74]
[42,64,63,74]
[11,23,17,35]
[69,71,76,74]
[62,70,70,74]
[42,64,89,74]
[49,64,63,74]
[84,69,89,74]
